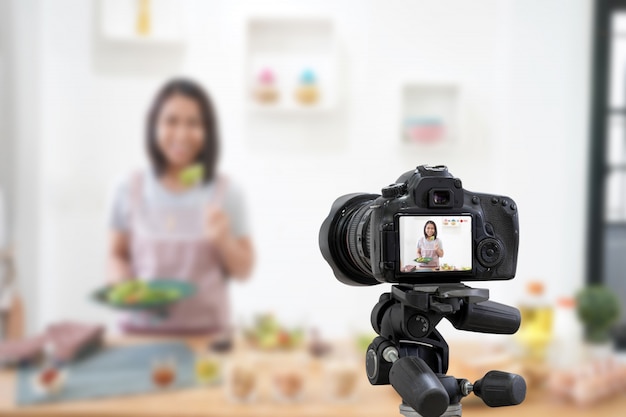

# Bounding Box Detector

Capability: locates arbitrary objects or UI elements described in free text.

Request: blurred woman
[416,220,444,269]
[108,78,254,335]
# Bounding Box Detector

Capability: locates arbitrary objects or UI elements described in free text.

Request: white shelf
[246,16,338,114]
[98,0,184,46]
[401,82,461,149]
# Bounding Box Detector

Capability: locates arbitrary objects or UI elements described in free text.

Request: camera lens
[432,190,451,206]
[319,193,380,286]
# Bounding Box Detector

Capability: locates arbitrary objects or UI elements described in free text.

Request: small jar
[269,351,308,402]
[195,352,223,385]
[33,342,67,397]
[226,356,259,403]
[151,356,177,389]
[323,359,359,402]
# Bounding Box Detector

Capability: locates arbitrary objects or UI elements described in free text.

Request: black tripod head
[366,284,526,417]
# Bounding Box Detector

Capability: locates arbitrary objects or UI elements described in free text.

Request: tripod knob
[366,337,394,385]
[390,357,449,417]
[473,370,526,407]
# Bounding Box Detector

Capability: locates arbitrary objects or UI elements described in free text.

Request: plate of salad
[92,279,195,311]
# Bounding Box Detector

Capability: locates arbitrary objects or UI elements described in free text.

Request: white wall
[491,0,592,307]
[7,0,592,339]
[0,0,12,237]
[5,0,43,334]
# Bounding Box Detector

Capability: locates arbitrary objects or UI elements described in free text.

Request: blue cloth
[16,342,196,405]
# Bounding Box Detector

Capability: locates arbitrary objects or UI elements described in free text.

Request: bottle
[516,281,554,360]
[136,0,151,37]
[549,297,583,369]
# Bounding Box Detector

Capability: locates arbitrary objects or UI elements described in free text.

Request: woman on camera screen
[416,220,444,269]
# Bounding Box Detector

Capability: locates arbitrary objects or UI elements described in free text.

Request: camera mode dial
[477,238,505,268]
[382,183,408,199]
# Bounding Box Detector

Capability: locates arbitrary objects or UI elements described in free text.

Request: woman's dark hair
[423,220,438,239]
[146,78,219,183]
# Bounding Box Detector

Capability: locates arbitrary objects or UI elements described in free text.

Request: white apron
[121,171,229,335]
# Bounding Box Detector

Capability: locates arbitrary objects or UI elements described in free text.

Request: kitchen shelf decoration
[98,0,184,45]
[246,16,338,113]
[401,83,460,147]
[294,68,321,105]
[252,68,280,105]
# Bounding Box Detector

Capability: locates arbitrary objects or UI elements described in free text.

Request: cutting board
[16,342,196,405]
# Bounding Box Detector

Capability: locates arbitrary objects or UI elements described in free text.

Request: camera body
[319,165,519,286]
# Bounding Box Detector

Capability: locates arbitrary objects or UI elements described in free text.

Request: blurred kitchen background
[1,0,625,415]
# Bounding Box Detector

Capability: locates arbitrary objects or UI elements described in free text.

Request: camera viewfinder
[429,189,453,208]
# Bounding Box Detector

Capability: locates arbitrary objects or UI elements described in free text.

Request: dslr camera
[319,164,518,286]
[319,165,525,417]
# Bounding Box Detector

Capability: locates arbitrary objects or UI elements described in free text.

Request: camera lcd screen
[399,215,473,273]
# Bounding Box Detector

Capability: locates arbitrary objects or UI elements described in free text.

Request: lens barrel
[319,193,380,286]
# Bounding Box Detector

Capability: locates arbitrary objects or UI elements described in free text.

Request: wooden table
[1,337,625,417]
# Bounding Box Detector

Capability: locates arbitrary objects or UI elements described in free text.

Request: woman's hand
[107,231,135,283]
[434,243,444,258]
[205,206,255,280]
[205,205,231,249]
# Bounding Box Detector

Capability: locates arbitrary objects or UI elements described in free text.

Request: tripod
[366,284,527,417]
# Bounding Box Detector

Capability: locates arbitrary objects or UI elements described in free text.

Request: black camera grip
[449,300,521,334]
[389,357,449,417]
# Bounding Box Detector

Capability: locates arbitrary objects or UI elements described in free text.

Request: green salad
[106,280,181,305]
[179,164,204,187]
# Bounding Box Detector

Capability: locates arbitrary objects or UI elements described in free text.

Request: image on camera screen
[399,215,473,273]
